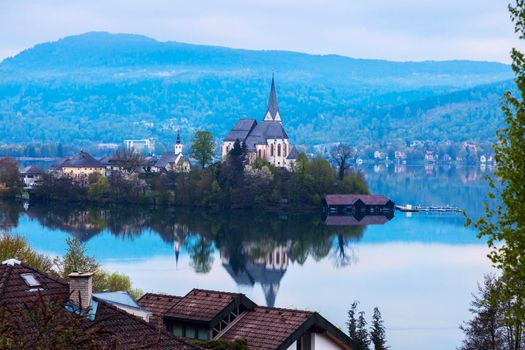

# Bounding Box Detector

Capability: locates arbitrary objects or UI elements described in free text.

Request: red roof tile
[138,293,182,327]
[165,289,241,323]
[0,261,199,349]
[89,298,197,349]
[0,262,68,306]
[219,306,312,350]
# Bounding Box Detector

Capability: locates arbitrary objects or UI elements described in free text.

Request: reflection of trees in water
[332,234,359,268]
[0,201,21,232]
[187,234,215,273]
[10,202,366,272]
[3,201,372,306]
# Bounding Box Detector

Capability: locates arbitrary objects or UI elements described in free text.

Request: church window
[277,144,281,157]
[258,149,262,158]
[271,144,274,156]
[284,144,287,157]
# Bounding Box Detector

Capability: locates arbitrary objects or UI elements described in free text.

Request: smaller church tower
[174,131,183,155]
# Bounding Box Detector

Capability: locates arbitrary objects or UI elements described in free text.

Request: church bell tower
[174,132,183,154]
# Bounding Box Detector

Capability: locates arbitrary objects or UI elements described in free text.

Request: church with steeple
[221,75,298,169]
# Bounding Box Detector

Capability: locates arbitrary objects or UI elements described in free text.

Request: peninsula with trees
[0,76,368,210]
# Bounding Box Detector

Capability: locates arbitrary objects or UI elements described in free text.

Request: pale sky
[0,0,521,63]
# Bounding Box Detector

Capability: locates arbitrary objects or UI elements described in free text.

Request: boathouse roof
[324,194,393,206]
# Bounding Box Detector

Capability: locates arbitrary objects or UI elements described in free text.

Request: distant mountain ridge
[1,32,511,83]
[0,32,516,147]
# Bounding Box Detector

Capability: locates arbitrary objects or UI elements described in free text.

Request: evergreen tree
[356,311,370,350]
[459,275,506,350]
[370,307,388,350]
[347,301,359,342]
[228,139,246,174]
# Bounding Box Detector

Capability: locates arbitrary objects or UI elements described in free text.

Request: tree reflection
[187,234,215,273]
[3,200,389,306]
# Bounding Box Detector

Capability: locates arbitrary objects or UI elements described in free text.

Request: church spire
[174,130,183,154]
[264,73,281,122]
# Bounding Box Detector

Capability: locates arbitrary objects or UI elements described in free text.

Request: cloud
[0,0,521,63]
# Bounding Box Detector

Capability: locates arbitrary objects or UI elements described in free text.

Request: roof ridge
[190,288,242,295]
[138,292,182,301]
[255,305,313,314]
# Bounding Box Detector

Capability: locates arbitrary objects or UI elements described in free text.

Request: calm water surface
[1,164,494,350]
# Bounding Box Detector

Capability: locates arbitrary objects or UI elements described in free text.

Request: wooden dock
[395,204,463,213]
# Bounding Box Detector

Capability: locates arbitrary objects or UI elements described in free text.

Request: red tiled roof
[0,261,199,350]
[139,289,355,350]
[89,298,196,350]
[324,194,392,206]
[165,289,241,323]
[0,262,69,306]
[219,306,312,350]
[138,293,182,328]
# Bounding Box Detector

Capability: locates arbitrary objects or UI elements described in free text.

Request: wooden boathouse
[323,194,395,217]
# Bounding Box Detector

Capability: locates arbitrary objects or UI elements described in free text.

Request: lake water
[0,163,494,350]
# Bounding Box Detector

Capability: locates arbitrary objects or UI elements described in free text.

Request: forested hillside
[0,32,514,148]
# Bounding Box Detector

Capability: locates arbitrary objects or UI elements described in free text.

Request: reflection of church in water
[220,244,290,307]
[171,223,290,307]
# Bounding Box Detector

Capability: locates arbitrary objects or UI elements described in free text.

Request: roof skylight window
[20,273,41,287]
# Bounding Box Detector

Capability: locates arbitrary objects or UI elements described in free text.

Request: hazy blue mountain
[0,32,515,148]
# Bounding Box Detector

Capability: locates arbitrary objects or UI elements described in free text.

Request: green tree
[0,157,23,198]
[459,275,508,350]
[190,130,216,169]
[61,237,143,298]
[0,234,53,273]
[87,176,111,202]
[114,148,146,173]
[347,301,359,342]
[472,0,525,335]
[330,143,354,180]
[356,311,370,350]
[370,307,388,350]
[62,236,100,277]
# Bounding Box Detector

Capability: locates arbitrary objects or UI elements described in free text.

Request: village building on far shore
[221,75,299,170]
[123,138,155,154]
[56,151,105,183]
[152,132,191,173]
[20,165,45,189]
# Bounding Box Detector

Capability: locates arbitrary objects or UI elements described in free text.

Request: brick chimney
[69,272,94,310]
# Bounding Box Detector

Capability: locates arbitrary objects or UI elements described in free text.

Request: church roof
[154,152,185,169]
[223,119,257,142]
[265,74,280,120]
[244,121,288,150]
[287,146,299,160]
